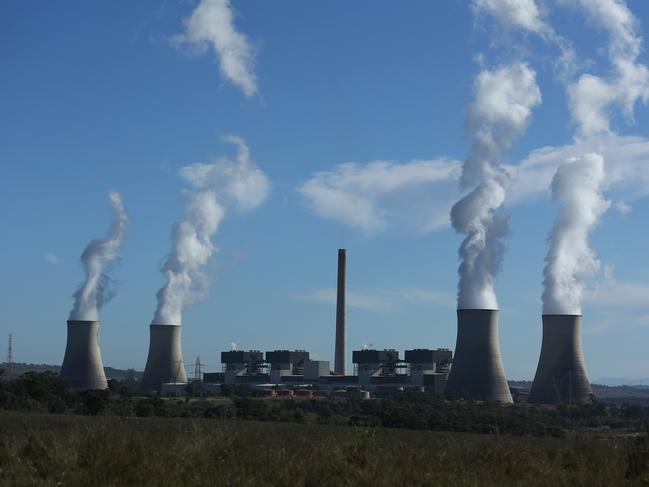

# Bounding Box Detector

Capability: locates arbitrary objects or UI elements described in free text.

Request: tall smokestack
[334,249,346,375]
[528,315,592,404]
[59,320,107,389]
[139,324,188,393]
[445,309,512,402]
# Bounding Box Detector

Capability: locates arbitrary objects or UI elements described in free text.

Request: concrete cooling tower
[140,324,187,393]
[445,309,512,403]
[59,320,108,389]
[528,314,593,405]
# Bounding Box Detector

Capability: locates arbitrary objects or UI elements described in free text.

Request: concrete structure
[405,348,452,386]
[445,309,512,403]
[304,360,330,381]
[265,350,309,383]
[528,315,593,405]
[140,324,187,393]
[334,249,347,375]
[59,320,108,389]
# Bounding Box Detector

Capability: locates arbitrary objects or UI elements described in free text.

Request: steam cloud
[542,153,610,314]
[451,63,541,309]
[173,0,257,97]
[152,136,269,325]
[471,0,577,79]
[540,0,643,314]
[69,192,128,321]
[566,0,649,137]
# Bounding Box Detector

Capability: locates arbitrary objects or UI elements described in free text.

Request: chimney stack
[445,309,512,402]
[528,314,593,404]
[140,324,188,393]
[59,320,108,389]
[334,249,347,375]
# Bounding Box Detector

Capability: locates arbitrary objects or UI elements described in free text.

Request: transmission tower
[6,334,13,375]
[194,355,203,382]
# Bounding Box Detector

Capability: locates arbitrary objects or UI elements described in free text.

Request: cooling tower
[140,324,187,393]
[59,320,108,389]
[445,309,512,402]
[528,314,593,405]
[334,249,347,375]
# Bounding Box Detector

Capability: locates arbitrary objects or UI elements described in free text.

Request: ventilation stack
[140,324,187,393]
[445,309,512,402]
[528,314,593,404]
[334,249,347,375]
[59,320,108,389]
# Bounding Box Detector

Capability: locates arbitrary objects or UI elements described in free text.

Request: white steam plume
[451,62,541,309]
[173,0,257,97]
[69,192,128,321]
[564,0,649,137]
[472,0,578,79]
[540,0,643,314]
[542,153,611,314]
[153,136,269,325]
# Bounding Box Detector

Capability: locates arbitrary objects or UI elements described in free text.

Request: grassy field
[1,411,648,486]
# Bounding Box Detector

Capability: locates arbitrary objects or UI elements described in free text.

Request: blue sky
[2,0,649,381]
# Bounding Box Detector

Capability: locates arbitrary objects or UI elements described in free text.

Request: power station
[528,314,593,404]
[52,248,598,406]
[201,347,452,394]
[59,320,108,390]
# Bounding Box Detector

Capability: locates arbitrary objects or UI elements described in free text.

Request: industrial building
[201,347,452,394]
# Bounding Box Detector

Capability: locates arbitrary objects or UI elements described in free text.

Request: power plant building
[201,347,452,394]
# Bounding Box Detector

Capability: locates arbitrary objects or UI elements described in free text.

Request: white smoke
[69,192,128,321]
[540,0,645,314]
[542,153,611,314]
[173,0,257,97]
[565,0,649,137]
[471,0,578,79]
[152,136,269,325]
[451,62,541,309]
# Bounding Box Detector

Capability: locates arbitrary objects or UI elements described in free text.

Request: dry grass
[0,411,647,486]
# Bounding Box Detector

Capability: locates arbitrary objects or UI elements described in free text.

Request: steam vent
[59,320,108,389]
[140,324,188,393]
[528,314,593,404]
[445,309,512,402]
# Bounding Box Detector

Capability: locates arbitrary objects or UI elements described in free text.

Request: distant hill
[0,362,143,381]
